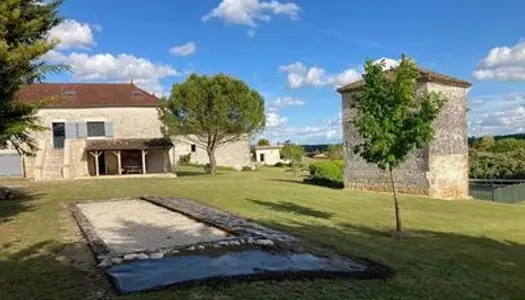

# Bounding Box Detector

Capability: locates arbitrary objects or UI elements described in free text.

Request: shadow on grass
[269,179,343,190]
[174,170,208,177]
[0,186,42,223]
[0,240,111,299]
[246,198,334,219]
[252,218,525,300]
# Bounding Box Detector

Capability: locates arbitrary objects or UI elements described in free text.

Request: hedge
[305,160,344,188]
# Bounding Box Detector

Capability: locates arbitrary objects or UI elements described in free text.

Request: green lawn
[1,166,524,300]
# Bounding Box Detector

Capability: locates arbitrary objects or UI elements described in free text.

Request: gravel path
[76,200,228,253]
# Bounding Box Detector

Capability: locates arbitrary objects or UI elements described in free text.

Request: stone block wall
[341,82,469,198]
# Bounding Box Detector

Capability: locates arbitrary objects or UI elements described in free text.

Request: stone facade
[170,135,252,171]
[27,107,168,180]
[341,81,470,199]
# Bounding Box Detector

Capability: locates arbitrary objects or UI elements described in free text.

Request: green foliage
[160,73,265,174]
[0,0,67,155]
[256,138,269,146]
[473,135,495,151]
[353,55,444,170]
[470,148,525,179]
[326,144,344,160]
[178,154,191,165]
[306,160,344,188]
[280,143,304,163]
[352,54,444,233]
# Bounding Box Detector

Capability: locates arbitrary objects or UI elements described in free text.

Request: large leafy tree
[0,0,65,155]
[352,54,444,235]
[160,73,265,174]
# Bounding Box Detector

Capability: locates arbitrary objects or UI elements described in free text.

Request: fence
[469,179,525,203]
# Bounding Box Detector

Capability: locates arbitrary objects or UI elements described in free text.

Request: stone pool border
[69,197,392,279]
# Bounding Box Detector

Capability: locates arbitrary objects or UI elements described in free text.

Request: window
[64,90,76,96]
[260,153,265,162]
[87,122,105,137]
[191,144,197,152]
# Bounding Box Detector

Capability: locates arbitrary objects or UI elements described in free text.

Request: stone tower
[337,69,471,199]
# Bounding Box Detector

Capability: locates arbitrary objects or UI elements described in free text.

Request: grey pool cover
[107,249,382,294]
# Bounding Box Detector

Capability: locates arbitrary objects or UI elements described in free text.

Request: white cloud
[279,61,361,89]
[373,57,400,70]
[202,0,301,28]
[468,92,525,136]
[266,112,288,128]
[261,113,343,144]
[48,19,96,49]
[169,42,197,56]
[474,40,525,81]
[43,50,178,95]
[269,96,305,108]
[279,57,400,89]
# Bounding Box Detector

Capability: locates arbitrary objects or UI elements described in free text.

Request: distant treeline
[469,133,525,147]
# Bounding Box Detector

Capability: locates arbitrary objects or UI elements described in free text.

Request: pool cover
[107,249,384,294]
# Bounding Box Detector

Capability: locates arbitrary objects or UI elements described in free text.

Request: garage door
[0,153,21,177]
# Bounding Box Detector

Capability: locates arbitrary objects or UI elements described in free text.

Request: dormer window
[132,90,142,96]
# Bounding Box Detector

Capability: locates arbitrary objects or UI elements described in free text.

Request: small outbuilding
[254,145,285,166]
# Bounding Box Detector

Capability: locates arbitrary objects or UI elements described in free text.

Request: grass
[1,166,525,299]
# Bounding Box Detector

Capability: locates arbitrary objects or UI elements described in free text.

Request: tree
[0,0,66,155]
[473,135,494,151]
[352,54,444,235]
[281,143,304,163]
[326,144,344,160]
[160,73,265,174]
[257,138,270,147]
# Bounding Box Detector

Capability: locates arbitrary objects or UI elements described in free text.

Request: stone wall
[170,135,251,171]
[425,83,469,198]
[341,82,469,198]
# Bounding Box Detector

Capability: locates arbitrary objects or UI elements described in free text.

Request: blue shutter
[104,122,114,137]
[65,122,77,139]
[76,122,87,138]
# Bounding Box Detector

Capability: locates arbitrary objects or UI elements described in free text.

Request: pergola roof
[85,138,173,151]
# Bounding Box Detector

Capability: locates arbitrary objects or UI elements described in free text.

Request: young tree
[160,73,265,174]
[0,0,66,155]
[326,144,344,160]
[352,54,444,235]
[257,138,270,147]
[281,143,304,163]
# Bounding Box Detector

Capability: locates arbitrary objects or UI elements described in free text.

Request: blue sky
[43,0,525,144]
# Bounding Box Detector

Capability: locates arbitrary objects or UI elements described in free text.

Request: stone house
[337,68,471,199]
[0,83,250,180]
[254,145,285,165]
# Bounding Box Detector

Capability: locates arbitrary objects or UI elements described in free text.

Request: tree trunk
[389,165,402,233]
[207,148,217,175]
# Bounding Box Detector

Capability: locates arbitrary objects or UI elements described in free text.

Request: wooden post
[141,149,148,174]
[89,151,102,176]
[111,150,122,175]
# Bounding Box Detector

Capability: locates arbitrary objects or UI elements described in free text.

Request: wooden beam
[141,149,148,174]
[89,150,101,176]
[111,150,122,175]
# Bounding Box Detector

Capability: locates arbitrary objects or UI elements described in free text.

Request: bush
[242,166,253,171]
[178,154,191,165]
[305,160,344,188]
[274,162,286,167]
[469,149,525,179]
[204,163,212,173]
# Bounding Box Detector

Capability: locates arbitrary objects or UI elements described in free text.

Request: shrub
[178,154,191,165]
[204,163,212,173]
[274,162,286,167]
[305,160,344,188]
[469,149,525,179]
[242,166,253,171]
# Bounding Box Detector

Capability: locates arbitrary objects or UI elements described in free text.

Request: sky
[42,0,525,144]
